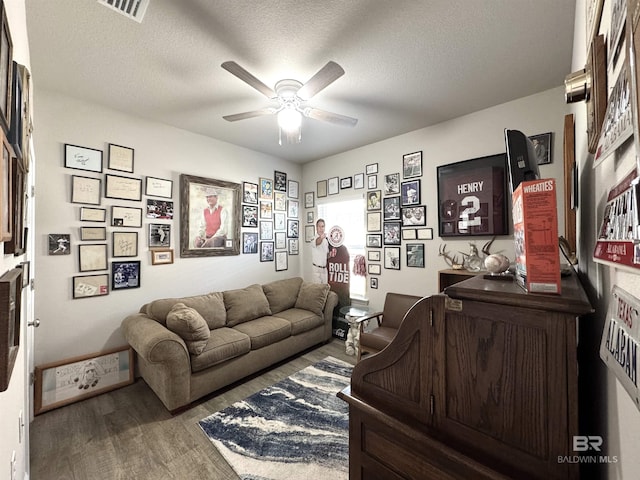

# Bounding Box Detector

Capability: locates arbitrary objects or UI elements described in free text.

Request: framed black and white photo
[275,231,286,249]
[367,250,381,262]
[148,223,170,248]
[403,151,422,178]
[80,227,106,241]
[259,178,273,200]
[384,173,400,195]
[317,180,327,198]
[105,174,142,201]
[112,260,140,290]
[384,246,401,270]
[112,231,138,257]
[275,251,288,271]
[370,277,378,289]
[305,225,315,242]
[306,211,314,224]
[242,232,258,254]
[287,180,299,198]
[242,205,258,227]
[79,244,108,272]
[529,132,553,165]
[328,176,339,195]
[287,200,299,218]
[368,263,381,275]
[383,196,401,221]
[274,192,287,211]
[401,179,421,206]
[107,144,134,173]
[287,219,299,238]
[354,173,365,189]
[243,181,258,204]
[401,206,426,226]
[406,243,425,268]
[340,176,352,189]
[260,241,274,261]
[72,274,109,299]
[64,144,103,173]
[367,190,381,211]
[145,176,173,199]
[259,220,273,240]
[366,234,382,248]
[151,249,174,265]
[288,238,299,255]
[274,170,287,192]
[367,175,377,189]
[304,191,314,208]
[367,212,381,232]
[48,233,71,255]
[383,222,401,245]
[80,207,106,223]
[111,206,142,228]
[71,175,101,205]
[366,163,378,175]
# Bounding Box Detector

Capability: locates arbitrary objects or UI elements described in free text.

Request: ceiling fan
[221,60,358,144]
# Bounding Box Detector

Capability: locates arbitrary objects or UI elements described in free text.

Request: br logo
[573,435,603,452]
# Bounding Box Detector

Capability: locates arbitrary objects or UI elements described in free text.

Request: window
[318,197,366,299]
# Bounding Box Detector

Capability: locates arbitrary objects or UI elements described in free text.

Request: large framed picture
[71,175,101,205]
[107,144,134,173]
[64,144,102,173]
[145,176,173,199]
[105,174,142,201]
[436,153,509,237]
[5,156,25,254]
[112,231,138,257]
[72,274,109,299]
[112,260,141,290]
[180,174,241,257]
[0,7,12,136]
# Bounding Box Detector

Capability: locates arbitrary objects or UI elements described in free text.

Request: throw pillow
[224,284,272,327]
[262,277,303,314]
[166,303,210,355]
[145,291,226,329]
[295,282,330,316]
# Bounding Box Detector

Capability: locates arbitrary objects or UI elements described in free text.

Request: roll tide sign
[600,286,640,410]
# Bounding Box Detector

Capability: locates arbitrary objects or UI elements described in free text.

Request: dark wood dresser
[338,273,593,479]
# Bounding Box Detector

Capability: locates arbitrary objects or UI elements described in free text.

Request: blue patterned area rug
[198,356,353,480]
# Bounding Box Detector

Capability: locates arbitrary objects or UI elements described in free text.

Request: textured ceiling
[25,0,576,164]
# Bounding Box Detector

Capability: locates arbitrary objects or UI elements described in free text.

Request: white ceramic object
[484,254,510,273]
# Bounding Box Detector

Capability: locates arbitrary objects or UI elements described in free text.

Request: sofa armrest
[122,313,189,364]
[323,291,339,339]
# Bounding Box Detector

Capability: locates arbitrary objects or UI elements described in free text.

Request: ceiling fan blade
[223,108,276,122]
[304,107,358,127]
[221,61,277,99]
[297,61,345,100]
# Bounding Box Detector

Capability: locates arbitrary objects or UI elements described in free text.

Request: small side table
[339,305,370,356]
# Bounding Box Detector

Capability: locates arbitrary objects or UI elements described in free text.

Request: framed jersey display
[437,153,509,237]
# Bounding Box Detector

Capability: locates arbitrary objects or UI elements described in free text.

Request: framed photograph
[275,251,288,271]
[5,157,25,254]
[105,174,142,201]
[180,174,241,257]
[112,231,138,257]
[306,211,314,224]
[112,260,141,290]
[417,228,433,240]
[402,229,417,240]
[242,181,258,204]
[111,206,142,228]
[287,199,299,218]
[366,234,382,248]
[384,173,400,195]
[368,175,377,189]
[401,179,421,206]
[274,191,287,211]
[384,246,401,270]
[274,212,286,231]
[437,153,508,237]
[274,170,287,192]
[328,176,339,195]
[368,250,381,261]
[383,196,401,221]
[242,232,258,254]
[366,163,378,174]
[18,261,27,286]
[383,222,401,245]
[368,264,381,275]
[71,175,101,205]
[305,225,315,243]
[0,135,10,241]
[242,205,258,227]
[34,346,133,415]
[260,220,273,240]
[107,144,134,173]
[259,201,272,219]
[151,249,174,265]
[260,241,274,261]
[64,144,103,173]
[148,223,170,248]
[259,178,273,200]
[288,238,299,255]
[367,212,382,232]
[80,227,106,241]
[406,243,425,268]
[78,244,108,272]
[370,277,378,289]
[367,190,381,210]
[340,176,352,189]
[288,180,299,198]
[9,61,24,161]
[354,173,365,190]
[287,219,299,238]
[317,180,327,198]
[403,151,422,178]
[304,191,314,208]
[0,13,11,135]
[145,176,173,199]
[48,234,71,255]
[529,132,553,165]
[80,207,106,222]
[72,274,109,299]
[275,231,286,249]
[402,206,426,226]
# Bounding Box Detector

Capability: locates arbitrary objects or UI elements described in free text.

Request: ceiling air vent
[97,0,149,23]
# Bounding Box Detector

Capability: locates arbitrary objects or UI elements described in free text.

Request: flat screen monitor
[504,129,540,193]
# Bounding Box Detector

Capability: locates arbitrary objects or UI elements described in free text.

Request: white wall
[303,87,567,311]
[33,91,302,366]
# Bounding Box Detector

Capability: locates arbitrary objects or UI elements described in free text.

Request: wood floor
[29,339,355,480]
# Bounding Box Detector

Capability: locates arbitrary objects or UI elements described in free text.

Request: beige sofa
[121,277,338,411]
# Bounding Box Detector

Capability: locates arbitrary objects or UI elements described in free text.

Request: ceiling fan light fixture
[277,107,302,133]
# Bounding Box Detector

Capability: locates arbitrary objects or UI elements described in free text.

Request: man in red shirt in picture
[194,188,229,248]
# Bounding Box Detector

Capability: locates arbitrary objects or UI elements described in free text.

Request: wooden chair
[355,292,422,361]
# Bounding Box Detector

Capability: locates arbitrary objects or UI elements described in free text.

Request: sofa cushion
[144,291,226,330]
[294,282,330,316]
[166,303,210,355]
[273,308,324,335]
[190,327,252,373]
[262,277,303,314]
[233,316,291,350]
[224,284,272,327]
